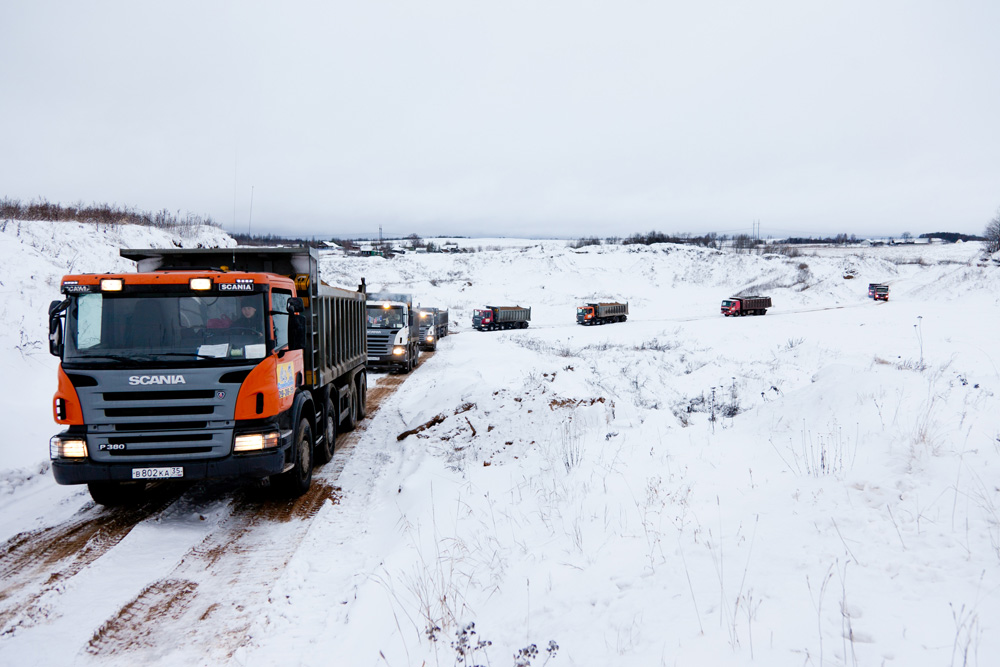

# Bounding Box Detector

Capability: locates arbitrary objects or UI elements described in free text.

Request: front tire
[88,481,146,506]
[273,418,313,497]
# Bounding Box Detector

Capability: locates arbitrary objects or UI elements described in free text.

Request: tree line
[0,197,217,229]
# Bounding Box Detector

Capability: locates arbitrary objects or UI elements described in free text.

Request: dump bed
[737,296,772,310]
[591,302,628,318]
[488,306,531,322]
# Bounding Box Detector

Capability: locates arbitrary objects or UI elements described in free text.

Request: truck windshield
[367,306,405,329]
[721,300,734,307]
[64,292,269,365]
[578,307,592,316]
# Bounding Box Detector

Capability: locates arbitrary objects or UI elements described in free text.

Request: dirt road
[0,357,428,661]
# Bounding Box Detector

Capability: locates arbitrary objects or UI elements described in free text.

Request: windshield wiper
[73,354,146,363]
[153,352,231,360]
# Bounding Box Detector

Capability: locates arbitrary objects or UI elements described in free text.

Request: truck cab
[472,308,494,330]
[366,293,419,372]
[577,306,595,324]
[418,307,447,351]
[874,285,889,301]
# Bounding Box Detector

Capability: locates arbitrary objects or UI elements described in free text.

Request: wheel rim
[298,426,312,480]
[326,401,336,446]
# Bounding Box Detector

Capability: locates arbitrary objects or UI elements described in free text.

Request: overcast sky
[2,1,998,240]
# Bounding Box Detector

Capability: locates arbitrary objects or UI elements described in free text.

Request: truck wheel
[88,481,146,506]
[356,372,367,420]
[341,386,358,432]
[274,418,313,497]
[315,398,337,464]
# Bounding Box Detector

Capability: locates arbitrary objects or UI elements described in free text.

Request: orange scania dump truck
[47,247,367,505]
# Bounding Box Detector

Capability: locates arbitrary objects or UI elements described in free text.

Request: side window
[271,290,291,349]
[75,293,103,349]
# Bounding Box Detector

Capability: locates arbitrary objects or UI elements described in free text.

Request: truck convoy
[721,296,772,316]
[576,302,628,325]
[366,292,420,372]
[48,247,367,505]
[473,306,531,331]
[418,307,449,350]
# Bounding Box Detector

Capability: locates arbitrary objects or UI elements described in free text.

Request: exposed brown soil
[0,484,187,634]
[81,356,428,660]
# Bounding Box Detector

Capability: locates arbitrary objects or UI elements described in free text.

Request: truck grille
[73,370,240,464]
[367,331,394,356]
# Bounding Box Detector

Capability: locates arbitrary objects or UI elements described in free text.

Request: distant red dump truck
[721,296,772,316]
[873,285,889,301]
[473,306,531,331]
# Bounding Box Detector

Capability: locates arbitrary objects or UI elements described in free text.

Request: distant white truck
[366,292,420,372]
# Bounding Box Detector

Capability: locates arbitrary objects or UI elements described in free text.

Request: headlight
[392,346,405,355]
[234,431,280,452]
[425,334,434,342]
[50,436,88,459]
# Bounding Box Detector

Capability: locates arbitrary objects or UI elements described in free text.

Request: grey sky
[2,1,998,239]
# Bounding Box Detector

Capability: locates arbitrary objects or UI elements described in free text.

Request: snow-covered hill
[0,220,233,474]
[1,224,998,666]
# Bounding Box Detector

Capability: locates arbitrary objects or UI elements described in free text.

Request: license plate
[131,466,184,480]
[367,356,379,361]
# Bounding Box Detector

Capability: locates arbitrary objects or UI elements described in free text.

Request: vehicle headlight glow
[392,346,405,355]
[426,334,434,341]
[100,279,123,292]
[234,431,280,452]
[50,436,88,459]
[189,277,212,291]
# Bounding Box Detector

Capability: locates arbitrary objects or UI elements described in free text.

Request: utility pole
[248,186,254,235]
[232,151,238,235]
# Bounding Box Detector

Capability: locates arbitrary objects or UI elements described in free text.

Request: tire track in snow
[0,483,189,635]
[85,355,429,662]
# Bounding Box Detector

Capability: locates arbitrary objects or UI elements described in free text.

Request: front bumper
[51,430,294,485]
[366,352,409,370]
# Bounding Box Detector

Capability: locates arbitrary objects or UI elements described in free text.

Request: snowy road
[0,361,423,663]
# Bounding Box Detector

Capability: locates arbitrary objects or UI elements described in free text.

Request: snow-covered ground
[1,221,998,666]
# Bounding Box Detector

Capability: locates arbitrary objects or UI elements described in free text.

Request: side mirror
[287,297,305,314]
[49,299,67,357]
[288,313,307,351]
